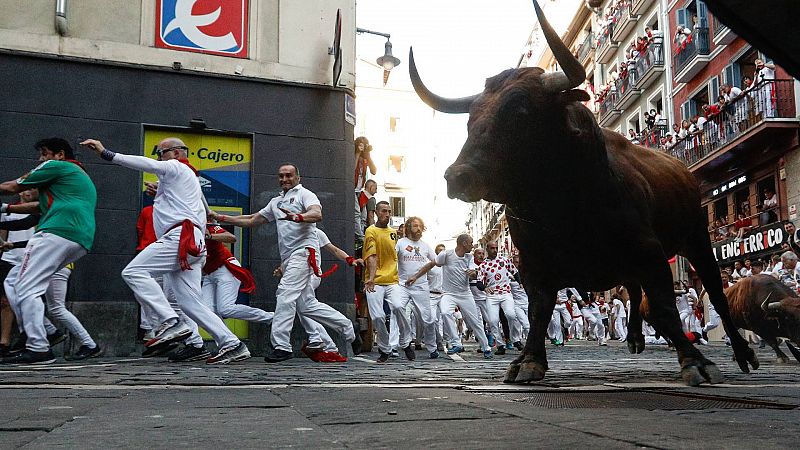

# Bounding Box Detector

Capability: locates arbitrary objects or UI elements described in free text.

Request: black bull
[409,0,758,386]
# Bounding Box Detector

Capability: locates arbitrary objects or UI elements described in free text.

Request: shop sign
[712,222,786,263]
[711,174,747,198]
[155,0,249,58]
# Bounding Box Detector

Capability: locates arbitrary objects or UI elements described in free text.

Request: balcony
[673,27,711,83]
[631,0,657,16]
[666,80,799,170]
[597,90,621,127]
[596,23,619,64]
[639,122,668,149]
[712,15,737,46]
[611,3,640,43]
[577,32,595,66]
[615,67,641,110]
[633,41,665,91]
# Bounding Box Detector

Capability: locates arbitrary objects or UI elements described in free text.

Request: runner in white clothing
[477,242,518,355]
[214,164,357,362]
[611,296,627,342]
[81,138,249,364]
[548,289,574,345]
[405,234,492,358]
[427,243,446,351]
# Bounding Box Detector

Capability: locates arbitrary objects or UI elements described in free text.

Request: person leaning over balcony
[754,59,777,118]
[759,188,779,225]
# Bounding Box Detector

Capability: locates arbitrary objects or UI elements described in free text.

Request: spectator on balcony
[733,212,752,242]
[754,59,777,118]
[652,109,663,124]
[644,26,654,42]
[674,26,691,48]
[713,217,730,242]
[669,123,680,138]
[644,111,655,130]
[759,188,779,224]
[783,221,800,255]
[627,129,640,145]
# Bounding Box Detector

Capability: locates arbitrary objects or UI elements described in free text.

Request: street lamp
[357,27,401,85]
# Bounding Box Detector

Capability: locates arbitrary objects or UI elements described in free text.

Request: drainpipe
[55,0,68,36]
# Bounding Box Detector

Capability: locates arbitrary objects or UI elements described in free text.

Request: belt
[430,290,442,295]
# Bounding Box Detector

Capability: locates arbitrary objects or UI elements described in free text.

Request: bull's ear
[560,89,590,103]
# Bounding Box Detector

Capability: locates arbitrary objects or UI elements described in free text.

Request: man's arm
[322,242,363,267]
[207,227,237,243]
[405,261,436,286]
[364,255,377,292]
[81,139,171,176]
[0,180,27,196]
[278,204,322,224]
[215,212,269,228]
[0,214,40,231]
[1,202,39,215]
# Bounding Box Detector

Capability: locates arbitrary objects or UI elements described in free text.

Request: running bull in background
[408,0,758,386]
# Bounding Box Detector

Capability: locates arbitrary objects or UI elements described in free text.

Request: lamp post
[357,27,401,85]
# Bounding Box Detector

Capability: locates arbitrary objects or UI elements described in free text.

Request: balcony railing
[577,31,594,64]
[665,80,797,166]
[615,68,637,98]
[611,2,638,42]
[597,22,615,52]
[673,27,710,75]
[712,15,727,38]
[597,90,619,120]
[640,122,668,149]
[633,41,664,82]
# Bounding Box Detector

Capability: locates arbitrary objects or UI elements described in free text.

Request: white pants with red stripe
[271,248,354,353]
[3,232,86,352]
[121,227,239,350]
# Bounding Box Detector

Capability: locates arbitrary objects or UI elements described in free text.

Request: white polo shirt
[259,184,321,262]
[435,249,473,295]
[396,237,435,289]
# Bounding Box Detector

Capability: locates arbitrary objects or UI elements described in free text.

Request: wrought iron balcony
[711,15,736,45]
[596,22,618,64]
[577,31,595,65]
[633,41,664,91]
[673,27,711,82]
[597,90,621,127]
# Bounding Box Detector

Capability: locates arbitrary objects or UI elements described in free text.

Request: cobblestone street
[1,340,798,448]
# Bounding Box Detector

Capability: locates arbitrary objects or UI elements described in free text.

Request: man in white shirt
[427,243,446,352]
[611,295,627,342]
[82,138,248,365]
[215,164,356,362]
[754,59,776,118]
[548,289,573,345]
[578,292,607,345]
[478,242,518,355]
[774,251,800,293]
[675,282,692,333]
[407,234,491,358]
[396,217,439,359]
[469,248,490,345]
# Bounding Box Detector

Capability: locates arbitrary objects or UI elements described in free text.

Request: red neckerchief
[65,159,86,171]
[178,158,198,176]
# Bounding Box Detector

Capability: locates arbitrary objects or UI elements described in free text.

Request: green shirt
[17,160,97,250]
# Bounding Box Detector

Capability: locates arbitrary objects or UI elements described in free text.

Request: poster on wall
[155,0,249,58]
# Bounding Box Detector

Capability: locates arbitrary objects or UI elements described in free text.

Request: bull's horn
[533,0,585,92]
[760,292,774,311]
[408,48,479,114]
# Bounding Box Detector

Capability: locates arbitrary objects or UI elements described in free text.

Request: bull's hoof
[777,355,790,364]
[626,333,646,354]
[735,347,759,373]
[514,361,547,383]
[681,366,706,386]
[504,363,521,384]
[699,363,724,384]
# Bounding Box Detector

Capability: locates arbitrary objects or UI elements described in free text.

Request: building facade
[0,0,357,356]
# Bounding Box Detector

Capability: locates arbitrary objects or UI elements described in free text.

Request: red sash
[307,247,338,278]
[172,220,203,271]
[223,258,256,293]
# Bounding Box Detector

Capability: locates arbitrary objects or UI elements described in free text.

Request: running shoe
[513,341,524,351]
[390,349,399,358]
[263,348,293,363]
[403,345,416,361]
[168,345,211,362]
[48,330,67,347]
[305,341,325,353]
[142,342,178,358]
[66,345,103,361]
[208,342,250,364]
[145,320,191,348]
[506,342,514,350]
[494,346,506,355]
[1,349,56,365]
[447,345,464,355]
[483,350,494,359]
[376,351,390,363]
[429,350,440,359]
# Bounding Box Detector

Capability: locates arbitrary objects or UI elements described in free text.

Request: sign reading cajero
[712,222,786,264]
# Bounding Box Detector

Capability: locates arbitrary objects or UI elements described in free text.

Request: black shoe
[429,350,440,359]
[351,333,363,355]
[376,351,390,363]
[264,349,293,363]
[167,345,211,362]
[1,349,56,365]
[513,341,524,351]
[414,342,423,350]
[495,345,506,355]
[8,334,27,354]
[403,345,416,361]
[66,345,103,361]
[142,342,179,358]
[48,330,67,347]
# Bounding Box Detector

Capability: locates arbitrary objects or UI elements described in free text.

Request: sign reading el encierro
[712,222,786,263]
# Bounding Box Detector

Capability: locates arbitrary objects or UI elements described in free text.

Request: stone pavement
[1,340,798,449]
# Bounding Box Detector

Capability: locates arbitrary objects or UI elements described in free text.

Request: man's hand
[273,265,283,278]
[208,210,221,222]
[278,207,303,223]
[144,181,158,197]
[365,280,376,293]
[0,203,8,213]
[80,139,106,155]
[405,276,417,287]
[353,258,364,267]
[1,241,13,251]
[465,269,477,279]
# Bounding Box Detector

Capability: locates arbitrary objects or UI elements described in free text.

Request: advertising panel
[155,0,249,58]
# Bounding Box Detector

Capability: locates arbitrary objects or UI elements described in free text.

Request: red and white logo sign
[155,0,249,58]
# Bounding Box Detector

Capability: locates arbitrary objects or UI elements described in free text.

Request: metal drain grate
[481,391,796,410]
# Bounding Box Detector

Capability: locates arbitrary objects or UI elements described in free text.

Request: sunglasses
[156,145,188,156]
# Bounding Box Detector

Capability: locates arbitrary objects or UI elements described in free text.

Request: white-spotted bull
[409,0,758,386]
[726,275,800,363]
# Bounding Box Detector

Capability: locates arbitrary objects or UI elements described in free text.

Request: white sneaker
[599,337,608,346]
[142,330,155,342]
[698,338,708,345]
[145,320,191,348]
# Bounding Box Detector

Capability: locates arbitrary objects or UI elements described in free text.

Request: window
[690,86,709,116]
[714,196,729,221]
[734,187,750,217]
[722,64,742,90]
[707,76,720,105]
[389,196,405,218]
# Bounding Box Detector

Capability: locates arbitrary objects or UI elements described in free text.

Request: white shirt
[315,228,331,248]
[478,256,518,295]
[112,155,206,238]
[469,260,486,302]
[259,184,321,262]
[0,212,35,265]
[756,66,775,83]
[427,265,443,294]
[435,249,473,295]
[510,281,528,305]
[676,292,690,312]
[395,237,435,288]
[612,298,627,318]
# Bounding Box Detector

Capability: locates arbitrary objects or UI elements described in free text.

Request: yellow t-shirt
[363,225,398,285]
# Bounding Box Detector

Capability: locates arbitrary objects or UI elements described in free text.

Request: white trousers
[397,285,436,353]
[582,307,605,342]
[121,227,239,350]
[46,267,95,348]
[4,232,86,352]
[441,293,490,351]
[547,304,572,342]
[703,307,721,334]
[614,315,628,341]
[272,248,354,352]
[474,298,489,334]
[202,265,273,323]
[569,315,584,339]
[365,284,404,354]
[678,308,692,333]
[486,292,517,344]
[430,295,445,346]
[512,302,530,342]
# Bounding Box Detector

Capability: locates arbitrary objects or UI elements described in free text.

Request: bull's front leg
[506,284,557,384]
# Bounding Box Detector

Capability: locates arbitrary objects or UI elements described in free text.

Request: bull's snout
[444,164,481,201]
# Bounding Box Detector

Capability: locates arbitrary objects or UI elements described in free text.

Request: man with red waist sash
[81,138,249,365]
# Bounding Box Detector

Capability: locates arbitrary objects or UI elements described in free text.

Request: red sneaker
[316,351,347,362]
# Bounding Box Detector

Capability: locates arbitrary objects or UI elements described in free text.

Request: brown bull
[409,0,758,386]
[725,275,800,363]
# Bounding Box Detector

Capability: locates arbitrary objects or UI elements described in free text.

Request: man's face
[735,261,742,270]
[375,204,392,227]
[435,244,446,255]
[406,219,423,241]
[784,258,798,270]
[366,181,377,196]
[786,223,796,235]
[19,189,38,203]
[473,248,485,263]
[487,244,498,259]
[38,147,65,162]
[278,165,300,192]
[752,266,763,275]
[156,140,184,161]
